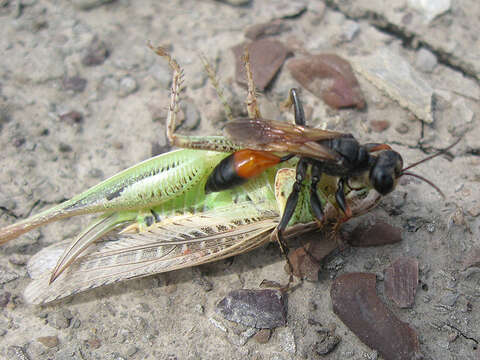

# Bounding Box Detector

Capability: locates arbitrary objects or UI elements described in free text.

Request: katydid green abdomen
[0,149,229,244]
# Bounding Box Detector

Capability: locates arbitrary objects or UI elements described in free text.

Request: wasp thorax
[369,151,404,195]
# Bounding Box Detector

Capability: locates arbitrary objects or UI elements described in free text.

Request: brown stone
[347,221,402,247]
[331,273,420,360]
[384,257,419,308]
[288,54,365,109]
[287,233,338,281]
[232,39,290,91]
[370,119,390,132]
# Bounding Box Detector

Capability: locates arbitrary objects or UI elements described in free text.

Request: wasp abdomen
[205,150,281,193]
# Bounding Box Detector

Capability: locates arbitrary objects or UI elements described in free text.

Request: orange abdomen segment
[234,150,281,179]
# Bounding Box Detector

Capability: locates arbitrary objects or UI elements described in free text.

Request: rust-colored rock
[287,233,338,281]
[288,54,365,109]
[370,119,390,132]
[331,273,420,360]
[347,221,402,247]
[232,39,290,91]
[384,257,419,308]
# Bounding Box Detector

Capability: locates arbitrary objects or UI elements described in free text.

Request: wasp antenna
[401,171,445,199]
[401,138,461,173]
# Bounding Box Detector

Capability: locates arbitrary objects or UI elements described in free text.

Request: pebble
[47,310,72,329]
[216,289,287,329]
[126,346,138,356]
[287,232,338,281]
[59,110,84,124]
[415,48,438,73]
[331,273,420,360]
[85,336,101,349]
[370,120,390,132]
[82,36,110,66]
[313,331,341,355]
[232,39,290,91]
[8,254,29,266]
[347,221,402,247]
[395,122,409,134]
[118,76,138,97]
[0,291,11,308]
[62,76,87,93]
[37,336,59,348]
[288,54,365,109]
[0,265,19,284]
[384,257,419,308]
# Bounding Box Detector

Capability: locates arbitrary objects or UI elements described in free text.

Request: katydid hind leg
[243,47,261,119]
[200,53,234,123]
[149,44,240,153]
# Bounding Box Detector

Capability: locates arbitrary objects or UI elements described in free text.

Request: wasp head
[369,150,403,195]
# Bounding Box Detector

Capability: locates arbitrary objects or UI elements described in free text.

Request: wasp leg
[309,164,325,224]
[149,44,240,153]
[199,53,234,123]
[335,177,352,218]
[243,47,262,119]
[290,88,306,126]
[281,88,306,126]
[274,158,309,283]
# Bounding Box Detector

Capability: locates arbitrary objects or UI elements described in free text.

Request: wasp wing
[225,119,344,162]
[24,201,279,304]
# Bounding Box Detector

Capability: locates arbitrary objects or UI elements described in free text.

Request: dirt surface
[1,1,480,359]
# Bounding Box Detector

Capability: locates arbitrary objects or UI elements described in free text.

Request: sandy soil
[0,1,479,359]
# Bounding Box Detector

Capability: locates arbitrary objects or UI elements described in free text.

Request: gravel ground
[0,1,479,359]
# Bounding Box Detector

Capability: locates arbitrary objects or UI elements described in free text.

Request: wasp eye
[369,150,402,195]
[370,168,395,195]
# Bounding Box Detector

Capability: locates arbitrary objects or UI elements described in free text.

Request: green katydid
[1,45,449,304]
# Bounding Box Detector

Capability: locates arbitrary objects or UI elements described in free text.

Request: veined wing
[24,201,279,304]
[225,118,344,162]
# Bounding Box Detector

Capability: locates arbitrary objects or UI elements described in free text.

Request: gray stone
[352,48,434,123]
[216,289,287,329]
[415,48,438,73]
[118,76,138,97]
